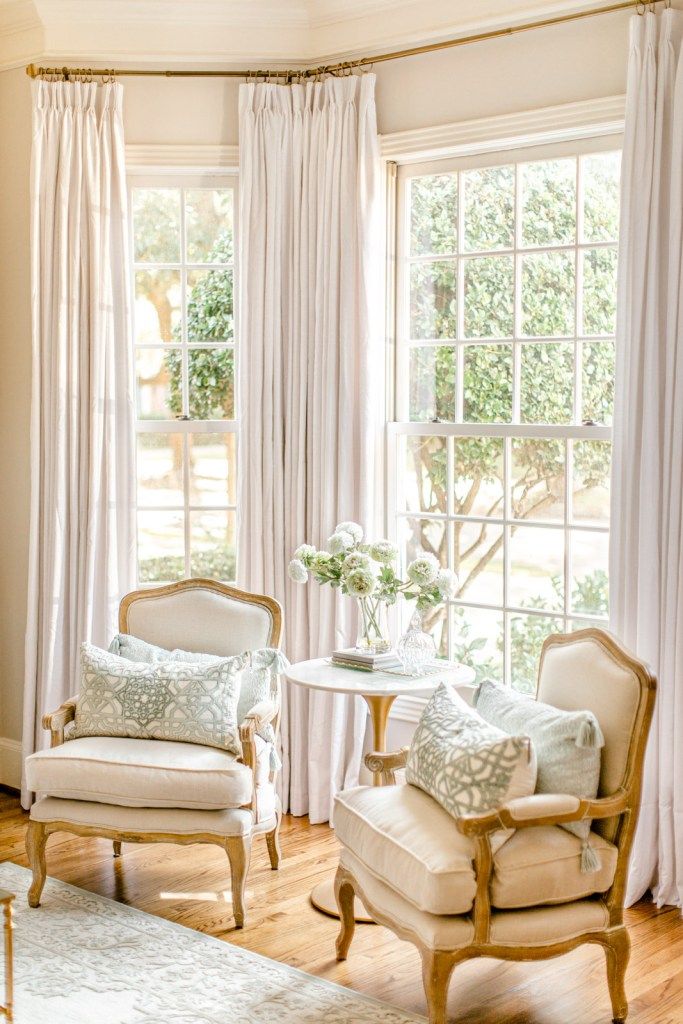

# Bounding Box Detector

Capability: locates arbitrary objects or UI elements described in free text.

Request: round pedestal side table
[285,657,476,921]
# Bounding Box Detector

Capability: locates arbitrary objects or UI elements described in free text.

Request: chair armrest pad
[456,790,629,836]
[241,700,278,730]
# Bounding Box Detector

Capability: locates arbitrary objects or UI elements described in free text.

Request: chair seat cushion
[335,784,618,916]
[335,785,480,915]
[25,735,271,810]
[491,825,618,909]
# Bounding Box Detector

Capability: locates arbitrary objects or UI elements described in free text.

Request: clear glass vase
[355,597,391,654]
[397,608,436,675]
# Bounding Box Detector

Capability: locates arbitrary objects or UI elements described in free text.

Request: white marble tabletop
[285,656,476,698]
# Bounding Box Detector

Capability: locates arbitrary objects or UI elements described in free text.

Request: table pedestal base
[310,875,375,923]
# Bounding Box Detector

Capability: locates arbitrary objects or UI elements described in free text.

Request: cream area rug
[0,862,423,1023]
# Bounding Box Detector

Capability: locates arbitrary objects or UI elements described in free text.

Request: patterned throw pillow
[109,635,288,770]
[475,679,604,871]
[406,683,537,820]
[74,643,245,754]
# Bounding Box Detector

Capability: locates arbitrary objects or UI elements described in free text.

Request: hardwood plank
[0,792,681,1022]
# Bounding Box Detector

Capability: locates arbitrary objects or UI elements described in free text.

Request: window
[130,176,237,585]
[390,143,620,691]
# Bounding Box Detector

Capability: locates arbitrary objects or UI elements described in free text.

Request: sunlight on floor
[158,889,253,903]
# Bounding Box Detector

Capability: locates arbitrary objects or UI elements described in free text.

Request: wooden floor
[1,792,681,1023]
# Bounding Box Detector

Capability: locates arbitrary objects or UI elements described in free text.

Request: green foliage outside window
[406,158,616,679]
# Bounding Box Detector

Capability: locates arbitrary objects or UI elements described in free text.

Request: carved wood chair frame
[26,579,283,929]
[334,628,656,1024]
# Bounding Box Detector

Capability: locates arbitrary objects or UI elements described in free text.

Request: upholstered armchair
[25,579,283,928]
[333,628,656,1024]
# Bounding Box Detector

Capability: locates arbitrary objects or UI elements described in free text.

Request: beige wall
[0,66,32,757]
[0,12,631,768]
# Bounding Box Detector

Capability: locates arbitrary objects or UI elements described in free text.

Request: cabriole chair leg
[265,808,282,870]
[421,949,457,1024]
[26,821,48,908]
[603,926,630,1023]
[334,869,356,961]
[225,835,251,928]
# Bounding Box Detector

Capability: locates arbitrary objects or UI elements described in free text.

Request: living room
[0,2,680,1022]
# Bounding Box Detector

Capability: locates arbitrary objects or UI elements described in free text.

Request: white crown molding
[380,95,626,162]
[0,0,42,69]
[0,737,21,791]
[1,0,636,73]
[126,143,239,172]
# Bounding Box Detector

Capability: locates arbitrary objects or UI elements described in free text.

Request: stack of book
[331,648,402,672]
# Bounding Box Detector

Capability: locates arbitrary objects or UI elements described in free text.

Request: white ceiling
[0,1,620,71]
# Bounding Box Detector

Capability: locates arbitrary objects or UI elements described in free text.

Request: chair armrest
[240,699,278,731]
[364,747,409,785]
[456,790,629,837]
[42,697,78,747]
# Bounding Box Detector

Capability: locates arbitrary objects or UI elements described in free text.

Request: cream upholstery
[31,795,279,837]
[341,849,610,952]
[538,636,640,798]
[491,826,617,909]
[27,580,284,930]
[335,785,477,915]
[124,587,274,656]
[335,784,617,915]
[25,735,272,810]
[333,629,656,1024]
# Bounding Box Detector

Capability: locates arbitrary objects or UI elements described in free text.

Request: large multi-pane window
[390,142,620,691]
[130,175,237,585]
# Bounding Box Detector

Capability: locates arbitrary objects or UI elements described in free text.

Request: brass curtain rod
[25,0,665,82]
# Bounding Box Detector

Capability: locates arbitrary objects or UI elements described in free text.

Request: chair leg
[265,808,282,870]
[26,821,48,908]
[225,835,251,929]
[113,841,122,858]
[334,868,356,961]
[603,926,630,1022]
[421,949,456,1024]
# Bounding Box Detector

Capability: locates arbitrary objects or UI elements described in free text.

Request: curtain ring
[636,1,646,13]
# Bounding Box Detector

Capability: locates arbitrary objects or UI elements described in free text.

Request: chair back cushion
[119,581,280,657]
[537,629,654,841]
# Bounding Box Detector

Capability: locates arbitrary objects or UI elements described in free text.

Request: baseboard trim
[0,737,22,791]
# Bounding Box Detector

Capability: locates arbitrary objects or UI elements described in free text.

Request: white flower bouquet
[288,522,457,653]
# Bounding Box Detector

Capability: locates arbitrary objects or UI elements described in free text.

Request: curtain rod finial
[26,63,38,78]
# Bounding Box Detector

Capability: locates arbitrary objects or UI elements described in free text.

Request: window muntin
[391,145,619,692]
[130,177,237,586]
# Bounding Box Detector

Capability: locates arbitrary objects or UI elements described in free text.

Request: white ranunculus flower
[406,553,440,587]
[345,567,377,598]
[342,551,371,575]
[435,568,458,599]
[335,521,363,544]
[294,543,316,562]
[328,530,354,554]
[369,540,398,564]
[310,550,331,572]
[288,558,309,584]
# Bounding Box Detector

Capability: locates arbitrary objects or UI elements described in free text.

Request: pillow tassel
[576,716,605,749]
[581,839,601,873]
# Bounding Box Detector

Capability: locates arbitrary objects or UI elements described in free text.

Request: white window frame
[388,135,619,687]
[128,171,239,587]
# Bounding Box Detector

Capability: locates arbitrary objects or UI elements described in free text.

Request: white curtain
[611,8,683,907]
[238,75,382,823]
[22,81,135,808]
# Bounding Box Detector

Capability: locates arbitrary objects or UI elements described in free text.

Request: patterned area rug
[0,862,424,1023]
